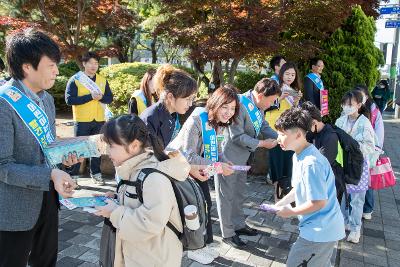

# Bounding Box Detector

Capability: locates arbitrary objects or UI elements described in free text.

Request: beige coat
[109,151,190,267]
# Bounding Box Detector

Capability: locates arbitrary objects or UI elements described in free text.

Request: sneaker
[91,173,105,185]
[187,247,214,265]
[362,212,372,220]
[202,246,219,259]
[347,231,361,243]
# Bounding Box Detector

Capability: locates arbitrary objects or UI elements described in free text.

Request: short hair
[310,57,323,69]
[139,68,157,106]
[253,78,282,97]
[301,101,322,122]
[154,64,198,99]
[341,89,370,119]
[275,107,312,134]
[270,55,286,71]
[81,51,100,63]
[6,28,61,80]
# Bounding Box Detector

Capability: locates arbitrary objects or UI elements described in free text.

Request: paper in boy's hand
[231,165,251,172]
[204,162,224,177]
[259,203,280,213]
[60,196,108,210]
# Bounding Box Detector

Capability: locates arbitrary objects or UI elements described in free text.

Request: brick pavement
[56,116,400,267]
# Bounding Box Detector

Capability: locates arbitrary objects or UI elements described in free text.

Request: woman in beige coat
[95,114,190,267]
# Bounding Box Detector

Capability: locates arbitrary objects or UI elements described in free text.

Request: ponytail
[153,64,197,100]
[101,114,170,162]
[148,132,169,162]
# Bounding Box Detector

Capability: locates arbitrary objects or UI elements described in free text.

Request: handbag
[369,156,396,190]
[347,159,369,194]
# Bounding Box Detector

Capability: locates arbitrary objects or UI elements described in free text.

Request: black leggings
[195,179,213,244]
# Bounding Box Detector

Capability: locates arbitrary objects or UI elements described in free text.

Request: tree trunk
[228,58,241,85]
[151,36,157,64]
[192,60,210,90]
[211,60,224,92]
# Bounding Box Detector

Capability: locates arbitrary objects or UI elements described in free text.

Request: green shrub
[234,71,266,93]
[51,61,81,112]
[100,62,159,114]
[321,6,384,123]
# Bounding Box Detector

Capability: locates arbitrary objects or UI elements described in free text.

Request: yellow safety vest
[265,98,292,131]
[132,90,148,115]
[72,74,107,122]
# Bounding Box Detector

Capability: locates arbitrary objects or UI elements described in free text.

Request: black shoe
[222,235,246,248]
[235,226,258,236]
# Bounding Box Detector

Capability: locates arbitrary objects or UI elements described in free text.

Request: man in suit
[304,57,325,110]
[216,78,281,248]
[0,29,77,267]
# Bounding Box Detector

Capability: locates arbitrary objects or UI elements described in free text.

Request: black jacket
[140,101,179,148]
[312,124,345,201]
[304,76,322,109]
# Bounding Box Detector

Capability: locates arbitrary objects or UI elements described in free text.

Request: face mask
[342,105,357,116]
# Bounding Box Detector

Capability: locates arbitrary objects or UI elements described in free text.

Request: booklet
[259,203,280,213]
[43,134,107,165]
[59,196,108,210]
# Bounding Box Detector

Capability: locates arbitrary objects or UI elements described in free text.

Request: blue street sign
[385,20,400,28]
[380,7,400,15]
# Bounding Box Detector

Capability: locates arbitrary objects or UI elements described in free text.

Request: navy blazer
[140,101,179,148]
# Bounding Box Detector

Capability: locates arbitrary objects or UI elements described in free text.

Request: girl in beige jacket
[95,114,190,267]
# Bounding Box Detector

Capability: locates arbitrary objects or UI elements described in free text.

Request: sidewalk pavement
[55,116,400,267]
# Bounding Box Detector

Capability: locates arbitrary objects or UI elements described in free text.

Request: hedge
[51,61,265,114]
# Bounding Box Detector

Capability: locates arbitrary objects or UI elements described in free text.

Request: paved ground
[55,114,400,267]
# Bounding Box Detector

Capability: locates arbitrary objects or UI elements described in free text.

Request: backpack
[116,168,208,250]
[370,105,379,129]
[332,125,364,185]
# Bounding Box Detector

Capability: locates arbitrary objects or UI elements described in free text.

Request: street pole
[391,1,400,118]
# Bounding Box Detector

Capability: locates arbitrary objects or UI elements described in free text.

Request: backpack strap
[124,168,184,240]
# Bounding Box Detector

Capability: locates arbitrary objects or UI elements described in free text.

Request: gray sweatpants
[214,172,247,238]
[286,237,337,267]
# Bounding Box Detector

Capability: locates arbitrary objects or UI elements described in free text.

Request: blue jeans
[363,189,374,214]
[69,121,104,176]
[341,191,366,232]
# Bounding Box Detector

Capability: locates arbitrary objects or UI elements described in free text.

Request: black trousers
[0,185,59,267]
[70,120,104,176]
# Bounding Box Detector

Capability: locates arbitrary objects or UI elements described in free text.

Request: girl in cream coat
[95,114,190,267]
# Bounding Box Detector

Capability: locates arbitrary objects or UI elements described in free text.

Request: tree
[158,0,379,92]
[280,0,380,62]
[321,5,384,123]
[4,0,138,63]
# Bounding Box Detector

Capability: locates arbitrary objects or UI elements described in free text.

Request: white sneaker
[187,247,214,265]
[362,212,372,220]
[91,173,105,185]
[347,231,361,243]
[202,246,219,259]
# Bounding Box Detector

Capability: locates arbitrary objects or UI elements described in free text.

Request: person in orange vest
[65,51,113,185]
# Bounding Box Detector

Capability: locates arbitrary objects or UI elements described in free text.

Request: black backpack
[117,168,208,250]
[332,125,364,185]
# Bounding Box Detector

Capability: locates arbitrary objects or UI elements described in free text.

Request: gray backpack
[116,168,208,250]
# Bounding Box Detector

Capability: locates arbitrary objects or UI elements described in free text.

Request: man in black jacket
[301,101,345,203]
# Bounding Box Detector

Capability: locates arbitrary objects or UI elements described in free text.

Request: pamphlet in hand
[231,165,251,171]
[43,134,107,165]
[259,203,280,213]
[59,196,109,210]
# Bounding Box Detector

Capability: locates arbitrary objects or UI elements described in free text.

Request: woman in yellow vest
[128,68,157,115]
[265,62,302,201]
